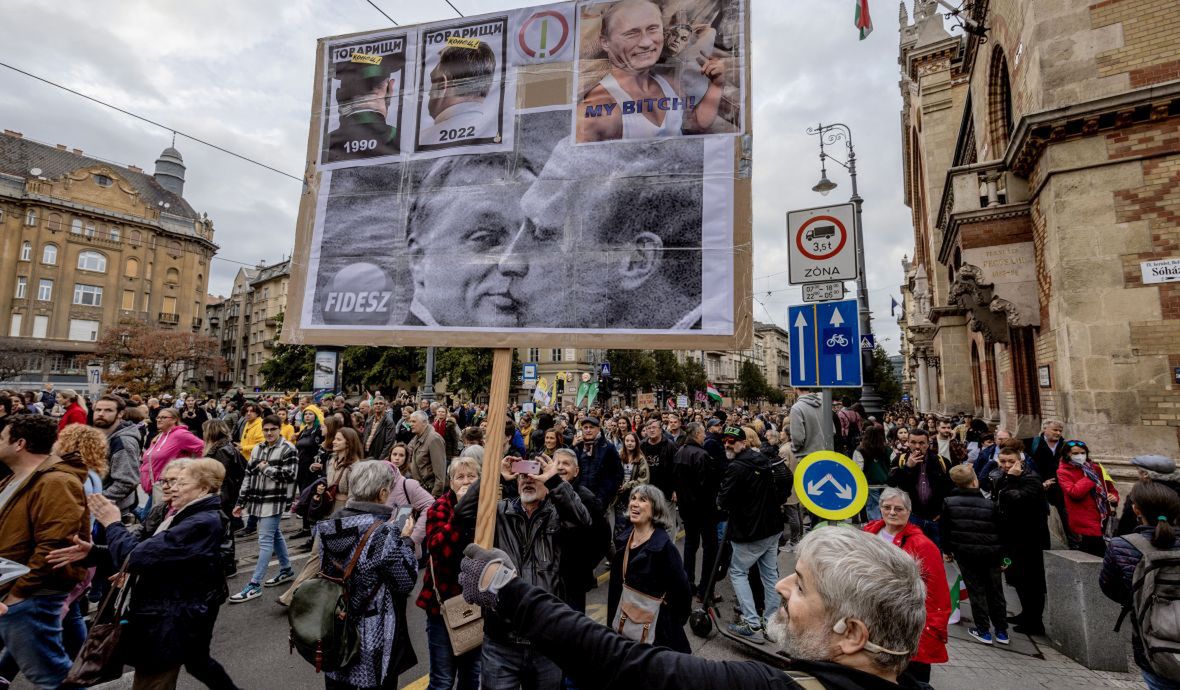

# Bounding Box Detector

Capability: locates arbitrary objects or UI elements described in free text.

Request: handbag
[429,555,483,656]
[64,558,136,686]
[610,531,664,644]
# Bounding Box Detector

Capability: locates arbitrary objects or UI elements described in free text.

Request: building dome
[154,145,186,197]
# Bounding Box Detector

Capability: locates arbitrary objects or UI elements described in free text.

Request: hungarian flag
[706,383,722,403]
[855,0,873,40]
[948,570,967,625]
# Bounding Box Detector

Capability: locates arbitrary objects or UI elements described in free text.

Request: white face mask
[1070,453,1087,465]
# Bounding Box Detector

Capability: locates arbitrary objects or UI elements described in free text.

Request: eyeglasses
[722,438,738,445]
[880,505,909,513]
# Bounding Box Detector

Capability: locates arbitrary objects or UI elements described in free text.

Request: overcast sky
[1,0,937,355]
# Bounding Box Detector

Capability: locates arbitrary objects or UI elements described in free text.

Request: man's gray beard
[725,450,735,460]
[770,609,832,661]
[520,489,539,505]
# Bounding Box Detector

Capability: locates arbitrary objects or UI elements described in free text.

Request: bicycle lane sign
[816,299,861,387]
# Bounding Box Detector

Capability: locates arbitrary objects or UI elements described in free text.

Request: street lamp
[806,122,883,417]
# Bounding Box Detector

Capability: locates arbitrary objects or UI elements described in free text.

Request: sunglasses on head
[1064,440,1085,448]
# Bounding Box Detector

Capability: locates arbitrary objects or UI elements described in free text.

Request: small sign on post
[803,281,845,303]
[787,203,858,285]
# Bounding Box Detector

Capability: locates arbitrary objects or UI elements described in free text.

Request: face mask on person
[1070,453,1087,465]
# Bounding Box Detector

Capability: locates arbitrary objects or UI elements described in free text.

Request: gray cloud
[0,0,917,352]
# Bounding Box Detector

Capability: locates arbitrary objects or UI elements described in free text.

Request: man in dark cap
[573,416,623,512]
[327,51,405,163]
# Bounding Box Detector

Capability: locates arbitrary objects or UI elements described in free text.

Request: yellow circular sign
[793,450,868,521]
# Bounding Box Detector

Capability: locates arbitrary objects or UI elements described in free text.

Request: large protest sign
[285,0,752,350]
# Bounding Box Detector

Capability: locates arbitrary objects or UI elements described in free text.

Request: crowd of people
[0,382,1177,689]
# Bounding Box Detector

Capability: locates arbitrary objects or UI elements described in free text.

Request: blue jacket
[575,435,624,509]
[103,494,228,671]
[1100,525,1180,672]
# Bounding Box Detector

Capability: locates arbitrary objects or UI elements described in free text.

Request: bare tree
[97,322,225,395]
[0,338,48,385]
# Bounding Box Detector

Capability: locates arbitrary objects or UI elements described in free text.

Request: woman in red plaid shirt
[417,456,481,689]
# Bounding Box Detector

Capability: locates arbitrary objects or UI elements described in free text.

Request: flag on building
[706,383,722,403]
[855,0,873,40]
[891,296,900,316]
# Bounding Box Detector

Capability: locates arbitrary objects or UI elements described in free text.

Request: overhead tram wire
[364,0,399,24]
[0,61,303,184]
[443,0,465,16]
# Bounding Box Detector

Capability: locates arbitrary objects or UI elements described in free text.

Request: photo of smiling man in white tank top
[577,0,727,143]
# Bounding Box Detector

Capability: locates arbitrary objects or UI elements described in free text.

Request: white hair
[552,447,578,467]
[409,410,430,424]
[348,460,394,502]
[796,527,926,674]
[447,456,481,480]
[878,487,912,512]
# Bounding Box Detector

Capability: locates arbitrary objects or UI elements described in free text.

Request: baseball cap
[707,417,722,428]
[722,426,744,441]
[581,416,601,428]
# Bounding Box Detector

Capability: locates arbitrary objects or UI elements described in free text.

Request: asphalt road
[15,515,764,690]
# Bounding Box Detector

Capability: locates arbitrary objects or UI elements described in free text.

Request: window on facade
[146,262,153,280]
[121,289,136,311]
[19,241,30,261]
[988,47,1015,155]
[25,209,36,226]
[125,257,140,278]
[165,267,180,285]
[70,218,82,234]
[84,222,95,238]
[129,229,142,244]
[47,213,63,232]
[32,315,48,338]
[94,174,113,187]
[108,226,120,242]
[527,348,539,362]
[37,279,53,301]
[68,319,100,342]
[168,240,182,256]
[551,349,563,363]
[9,314,21,337]
[77,251,107,272]
[162,295,177,314]
[142,290,151,311]
[73,284,103,307]
[42,244,57,265]
[15,276,27,299]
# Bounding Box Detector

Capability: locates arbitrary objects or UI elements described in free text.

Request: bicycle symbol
[826,333,849,348]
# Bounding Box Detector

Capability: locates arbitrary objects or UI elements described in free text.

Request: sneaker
[994,630,1010,645]
[263,569,296,587]
[234,527,256,538]
[968,627,993,645]
[727,622,766,644]
[229,583,262,603]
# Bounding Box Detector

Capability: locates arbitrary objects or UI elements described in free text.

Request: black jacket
[992,472,1050,551]
[363,410,398,461]
[717,448,791,543]
[607,526,692,653]
[206,441,246,519]
[295,427,324,489]
[457,474,591,642]
[887,451,953,521]
[1117,477,1180,536]
[560,484,611,601]
[640,438,677,499]
[940,488,1004,563]
[495,577,932,689]
[671,440,720,521]
[103,494,228,672]
[1025,434,1065,502]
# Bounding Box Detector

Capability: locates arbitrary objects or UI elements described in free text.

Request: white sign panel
[802,281,845,303]
[1142,258,1180,285]
[787,203,858,285]
[86,365,103,395]
[313,350,339,390]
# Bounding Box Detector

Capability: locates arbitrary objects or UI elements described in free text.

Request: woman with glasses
[229,415,299,603]
[139,407,204,514]
[1057,439,1119,556]
[863,487,950,684]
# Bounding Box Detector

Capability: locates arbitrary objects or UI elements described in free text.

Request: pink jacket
[139,425,204,492]
[384,465,435,554]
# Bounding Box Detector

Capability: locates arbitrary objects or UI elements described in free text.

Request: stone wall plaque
[962,241,1039,327]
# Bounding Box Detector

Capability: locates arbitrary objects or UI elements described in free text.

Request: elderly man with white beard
[456,526,933,689]
[456,453,592,689]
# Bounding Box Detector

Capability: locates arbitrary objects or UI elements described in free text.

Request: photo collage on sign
[300,0,747,337]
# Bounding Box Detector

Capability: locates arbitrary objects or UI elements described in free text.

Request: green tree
[679,358,708,396]
[736,359,770,403]
[867,345,903,407]
[434,348,496,398]
[259,313,315,391]
[651,350,683,393]
[341,346,423,395]
[603,349,656,405]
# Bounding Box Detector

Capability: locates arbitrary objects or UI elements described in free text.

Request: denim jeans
[0,594,71,689]
[481,635,562,690]
[728,533,781,627]
[250,513,291,584]
[425,612,480,690]
[1142,668,1177,690]
[909,514,941,550]
[865,488,883,522]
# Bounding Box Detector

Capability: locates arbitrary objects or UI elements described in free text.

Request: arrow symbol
[829,307,844,327]
[806,474,853,500]
[794,310,809,380]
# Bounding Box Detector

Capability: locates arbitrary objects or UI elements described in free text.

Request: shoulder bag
[64,557,136,686]
[610,531,664,644]
[429,555,483,655]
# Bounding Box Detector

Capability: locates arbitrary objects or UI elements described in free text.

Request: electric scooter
[688,522,790,662]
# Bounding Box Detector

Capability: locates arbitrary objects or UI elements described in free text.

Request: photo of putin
[418,40,501,149]
[326,52,405,163]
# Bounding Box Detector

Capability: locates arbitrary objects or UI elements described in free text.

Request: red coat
[864,520,950,665]
[57,402,87,431]
[1057,460,1118,538]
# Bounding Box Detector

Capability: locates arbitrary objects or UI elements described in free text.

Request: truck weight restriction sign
[787,203,858,285]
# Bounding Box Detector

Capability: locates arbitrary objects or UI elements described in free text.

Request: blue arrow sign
[788,304,818,387]
[801,459,858,513]
[816,299,861,387]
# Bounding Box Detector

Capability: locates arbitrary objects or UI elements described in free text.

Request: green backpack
[288,521,382,673]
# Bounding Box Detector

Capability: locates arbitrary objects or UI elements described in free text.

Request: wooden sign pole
[475,348,513,548]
